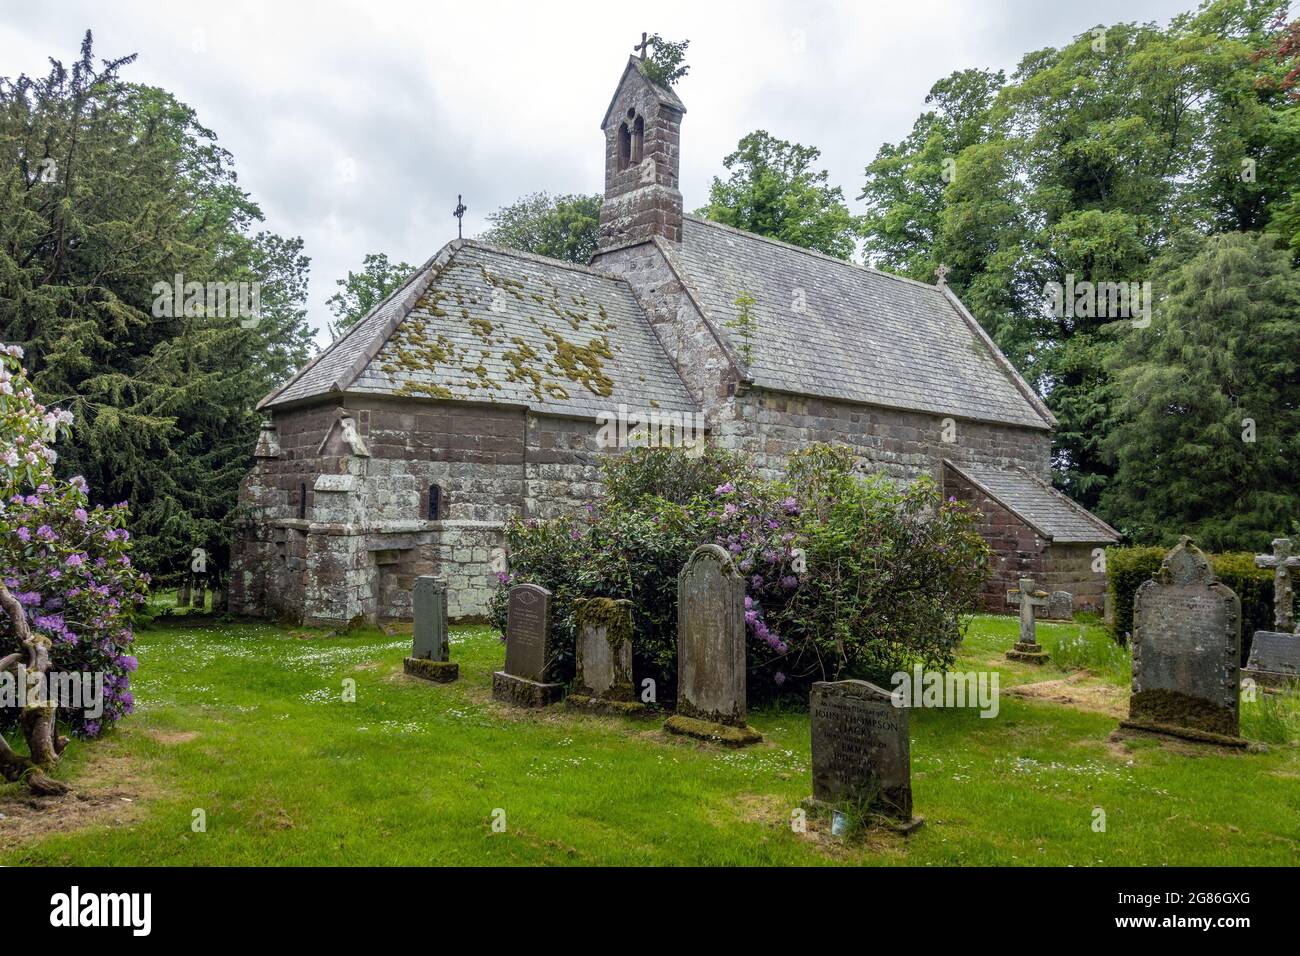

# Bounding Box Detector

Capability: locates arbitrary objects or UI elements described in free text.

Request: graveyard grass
[2,615,1298,866]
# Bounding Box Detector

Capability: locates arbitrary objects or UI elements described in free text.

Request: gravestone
[1120,537,1246,746]
[1242,630,1300,689]
[492,583,563,706]
[1045,590,1074,622]
[1005,576,1050,663]
[663,544,761,746]
[403,577,458,682]
[803,680,923,834]
[567,598,647,716]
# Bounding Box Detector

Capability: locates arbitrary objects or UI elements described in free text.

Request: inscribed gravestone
[403,577,457,682]
[492,583,563,706]
[806,680,921,831]
[1122,537,1244,744]
[1046,590,1074,622]
[664,544,760,745]
[572,597,637,703]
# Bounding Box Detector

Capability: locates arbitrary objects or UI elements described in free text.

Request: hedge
[1106,546,1274,661]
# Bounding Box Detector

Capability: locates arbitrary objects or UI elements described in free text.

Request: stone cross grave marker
[663,544,761,746]
[1006,576,1050,663]
[492,583,564,707]
[403,577,458,683]
[568,597,646,716]
[804,680,923,834]
[1121,537,1245,746]
[1255,537,1300,633]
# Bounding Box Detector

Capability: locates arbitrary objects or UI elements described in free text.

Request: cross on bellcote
[634,32,651,59]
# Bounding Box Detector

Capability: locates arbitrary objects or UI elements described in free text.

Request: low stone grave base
[1241,668,1299,691]
[663,713,762,747]
[565,694,653,719]
[492,671,564,707]
[1117,719,1249,749]
[800,796,924,835]
[1006,641,1050,664]
[403,658,459,683]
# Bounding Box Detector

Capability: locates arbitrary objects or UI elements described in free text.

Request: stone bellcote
[597,56,686,251]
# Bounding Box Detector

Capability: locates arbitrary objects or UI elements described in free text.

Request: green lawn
[2,615,1297,865]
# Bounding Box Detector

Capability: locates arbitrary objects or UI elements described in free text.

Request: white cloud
[0,0,1192,345]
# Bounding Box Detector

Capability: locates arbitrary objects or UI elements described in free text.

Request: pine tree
[1100,231,1300,550]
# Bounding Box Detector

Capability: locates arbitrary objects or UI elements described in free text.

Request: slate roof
[260,241,699,418]
[945,461,1119,543]
[666,216,1054,430]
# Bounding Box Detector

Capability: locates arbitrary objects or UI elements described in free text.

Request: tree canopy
[479,192,601,264]
[702,130,860,259]
[326,252,415,337]
[858,0,1300,545]
[0,31,313,578]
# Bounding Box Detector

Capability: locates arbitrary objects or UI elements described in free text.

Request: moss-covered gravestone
[802,679,922,834]
[403,577,458,682]
[664,544,761,746]
[567,597,648,717]
[492,583,564,707]
[1120,537,1246,747]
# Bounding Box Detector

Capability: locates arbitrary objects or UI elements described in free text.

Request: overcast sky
[1,0,1196,344]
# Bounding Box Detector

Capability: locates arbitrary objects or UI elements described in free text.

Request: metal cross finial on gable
[634,32,651,60]
[452,195,467,240]
[1256,537,1300,632]
[935,263,951,287]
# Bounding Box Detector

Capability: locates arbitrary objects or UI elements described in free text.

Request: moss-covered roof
[261,240,699,417]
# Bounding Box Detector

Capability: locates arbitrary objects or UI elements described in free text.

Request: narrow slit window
[298,482,308,519]
[427,484,442,521]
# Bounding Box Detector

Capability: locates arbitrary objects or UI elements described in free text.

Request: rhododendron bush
[0,344,147,794]
[491,444,988,702]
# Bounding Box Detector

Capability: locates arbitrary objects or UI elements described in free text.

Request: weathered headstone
[663,544,761,746]
[1121,537,1246,746]
[1005,576,1050,663]
[1255,537,1300,633]
[1045,590,1074,622]
[403,577,458,683]
[567,597,646,716]
[803,680,922,833]
[1242,630,1300,689]
[492,583,563,706]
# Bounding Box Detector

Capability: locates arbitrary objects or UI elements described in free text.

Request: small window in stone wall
[298,482,307,520]
[427,484,442,521]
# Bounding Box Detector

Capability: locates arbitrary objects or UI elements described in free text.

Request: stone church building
[231,53,1118,626]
